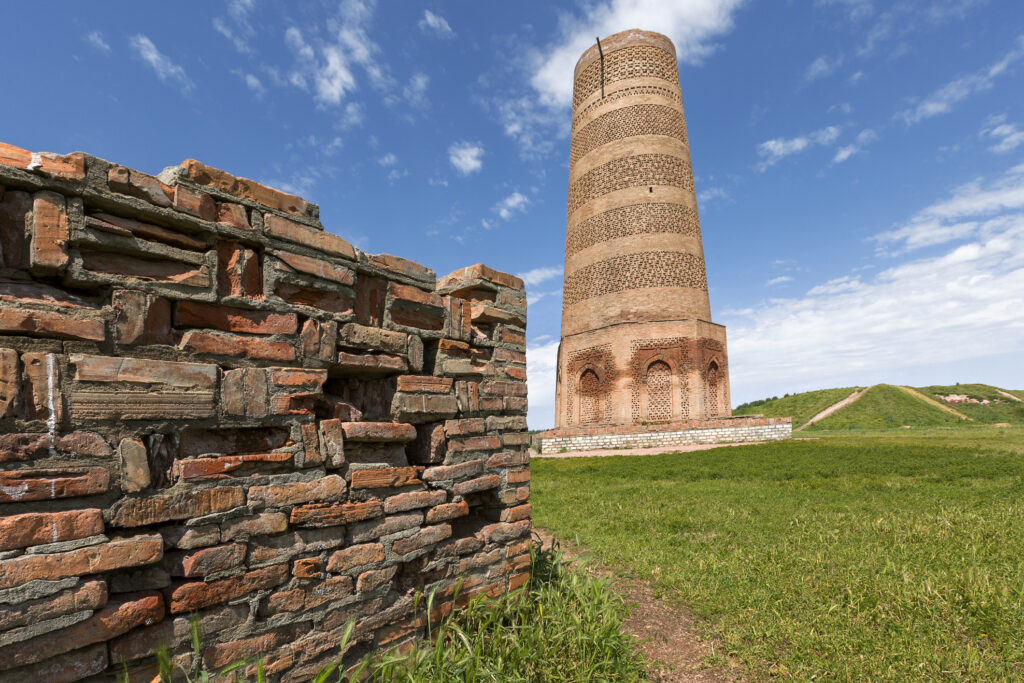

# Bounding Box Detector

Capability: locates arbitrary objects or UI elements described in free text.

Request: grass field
[732,386,859,428]
[532,428,1024,681]
[806,384,964,430]
[918,383,1024,424]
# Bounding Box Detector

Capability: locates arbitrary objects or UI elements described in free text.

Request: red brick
[0,509,104,551]
[341,421,416,442]
[383,489,446,514]
[28,192,69,275]
[221,512,288,541]
[0,591,163,671]
[278,250,355,285]
[354,275,387,326]
[486,451,530,469]
[516,485,530,502]
[396,375,453,393]
[335,350,407,373]
[0,579,106,633]
[217,201,251,229]
[0,347,17,417]
[0,190,30,269]
[369,253,434,283]
[0,142,86,182]
[422,460,482,482]
[437,263,524,290]
[326,543,385,572]
[112,289,172,345]
[293,557,323,579]
[453,474,500,496]
[221,367,269,418]
[388,282,442,308]
[108,165,173,205]
[301,421,323,467]
[498,327,526,346]
[506,468,530,484]
[264,213,355,260]
[179,330,296,361]
[356,565,397,592]
[299,318,338,362]
[493,348,527,363]
[172,452,292,481]
[166,564,288,613]
[247,474,347,507]
[109,486,244,527]
[80,250,211,287]
[87,212,206,250]
[182,159,310,216]
[175,301,296,335]
[426,500,469,524]
[275,281,354,314]
[448,435,501,452]
[391,524,451,556]
[173,183,217,221]
[108,620,175,666]
[216,240,262,298]
[319,418,345,468]
[502,504,532,522]
[349,512,423,543]
[0,307,105,341]
[271,368,327,387]
[0,467,109,502]
[390,303,444,331]
[480,380,527,397]
[444,418,485,436]
[350,466,422,490]
[167,543,246,577]
[477,521,531,544]
[289,500,383,527]
[71,353,216,388]
[0,534,163,589]
[509,572,530,591]
[21,351,62,422]
[204,625,298,669]
[504,365,527,380]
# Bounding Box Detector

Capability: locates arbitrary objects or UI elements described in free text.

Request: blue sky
[5,0,1023,429]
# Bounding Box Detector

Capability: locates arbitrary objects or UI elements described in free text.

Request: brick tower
[554,28,730,428]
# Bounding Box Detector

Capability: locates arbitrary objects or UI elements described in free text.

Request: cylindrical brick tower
[554,28,730,428]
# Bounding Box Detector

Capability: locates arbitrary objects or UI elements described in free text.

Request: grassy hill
[733,387,859,428]
[734,383,1023,431]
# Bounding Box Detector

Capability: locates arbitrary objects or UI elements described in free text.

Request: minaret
[554,28,730,427]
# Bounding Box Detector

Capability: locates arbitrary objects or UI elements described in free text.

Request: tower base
[537,416,791,454]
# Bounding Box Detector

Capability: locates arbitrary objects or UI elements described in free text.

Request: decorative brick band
[567,153,694,215]
[572,44,679,108]
[562,250,707,307]
[566,202,700,257]
[570,104,687,167]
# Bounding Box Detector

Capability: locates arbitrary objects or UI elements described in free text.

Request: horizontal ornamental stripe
[562,250,707,307]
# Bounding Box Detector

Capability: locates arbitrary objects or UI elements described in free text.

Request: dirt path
[532,441,763,459]
[796,386,871,431]
[996,388,1023,403]
[537,530,743,682]
[895,385,972,420]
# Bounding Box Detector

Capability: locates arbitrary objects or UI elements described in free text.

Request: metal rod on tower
[596,37,605,98]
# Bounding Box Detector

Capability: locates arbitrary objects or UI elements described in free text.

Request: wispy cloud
[517,266,563,287]
[698,186,730,206]
[805,54,843,81]
[243,73,266,97]
[377,153,397,166]
[419,10,455,39]
[833,128,878,163]
[213,0,257,54]
[448,141,484,175]
[898,35,1024,125]
[756,126,841,171]
[86,31,111,53]
[494,191,529,220]
[981,114,1024,153]
[766,276,793,287]
[129,35,194,94]
[402,72,429,109]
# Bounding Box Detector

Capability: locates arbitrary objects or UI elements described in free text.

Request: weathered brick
[408,423,445,465]
[369,254,435,283]
[247,474,347,507]
[391,524,451,556]
[221,367,269,417]
[391,392,458,423]
[293,557,323,579]
[179,330,296,361]
[356,565,398,593]
[299,318,338,362]
[0,307,104,342]
[453,474,500,496]
[0,190,30,269]
[166,543,246,578]
[448,435,501,452]
[426,500,469,524]
[21,352,63,423]
[350,467,422,490]
[486,451,530,469]
[72,353,216,387]
[0,142,86,181]
[506,468,530,484]
[109,486,243,527]
[217,202,250,230]
[119,438,151,493]
[80,250,211,287]
[112,289,172,345]
[437,263,524,291]
[349,513,422,544]
[220,512,288,541]
[29,192,69,275]
[341,421,417,442]
[422,460,482,483]
[502,504,532,523]
[216,240,262,298]
[396,375,453,393]
[204,624,299,669]
[301,422,322,467]
[336,350,407,373]
[0,509,104,551]
[0,467,109,502]
[173,183,217,221]
[0,431,110,463]
[289,500,382,528]
[0,535,162,590]
[275,281,354,314]
[175,301,296,334]
[172,452,292,481]
[86,212,206,250]
[277,250,355,284]
[0,348,18,417]
[181,159,310,216]
[444,418,486,436]
[166,564,288,613]
[383,489,446,514]
[264,213,355,260]
[476,521,531,545]
[325,543,385,573]
[0,579,106,633]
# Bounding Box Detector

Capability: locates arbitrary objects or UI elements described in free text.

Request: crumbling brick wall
[0,142,530,682]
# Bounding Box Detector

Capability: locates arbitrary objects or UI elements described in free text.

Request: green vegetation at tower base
[533,429,1024,681]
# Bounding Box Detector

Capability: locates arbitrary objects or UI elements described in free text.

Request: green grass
[918,384,1024,424]
[806,384,962,430]
[733,386,859,428]
[123,545,646,682]
[532,434,1024,681]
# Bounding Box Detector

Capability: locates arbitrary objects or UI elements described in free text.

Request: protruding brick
[277,251,355,284]
[109,487,243,527]
[216,240,262,298]
[350,467,422,490]
[264,213,355,261]
[0,143,85,182]
[293,557,323,579]
[0,509,104,552]
[175,301,296,334]
[173,184,217,221]
[289,500,383,527]
[341,421,417,443]
[0,535,163,590]
[166,564,288,613]
[172,452,291,481]
[247,474,347,508]
[119,438,151,493]
[453,474,500,496]
[107,166,173,207]
[422,460,482,483]
[179,330,296,361]
[391,524,451,556]
[29,192,69,275]
[383,489,446,514]
[0,467,109,502]
[166,543,246,578]
[426,500,469,524]
[0,307,105,341]
[181,159,311,216]
[112,290,172,345]
[327,544,384,573]
[396,375,453,393]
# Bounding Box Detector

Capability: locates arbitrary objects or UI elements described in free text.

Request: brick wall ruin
[0,142,531,682]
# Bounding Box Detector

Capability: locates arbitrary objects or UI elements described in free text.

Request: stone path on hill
[895,385,972,420]
[997,388,1023,403]
[796,386,872,431]
[537,530,743,682]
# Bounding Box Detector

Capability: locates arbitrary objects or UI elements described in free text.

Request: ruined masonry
[0,141,530,682]
[542,29,790,452]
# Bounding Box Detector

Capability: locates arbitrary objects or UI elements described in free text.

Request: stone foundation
[0,142,530,682]
[539,416,791,453]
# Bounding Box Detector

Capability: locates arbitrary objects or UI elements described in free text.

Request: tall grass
[122,543,646,682]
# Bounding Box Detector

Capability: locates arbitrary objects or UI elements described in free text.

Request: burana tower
[554,29,732,432]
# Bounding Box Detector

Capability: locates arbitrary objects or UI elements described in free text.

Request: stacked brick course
[0,142,530,682]
[539,416,792,454]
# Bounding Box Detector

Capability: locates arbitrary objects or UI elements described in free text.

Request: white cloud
[494,191,530,220]
[243,73,266,97]
[725,163,1024,404]
[86,31,110,53]
[402,72,429,109]
[377,153,397,166]
[766,276,793,287]
[526,339,560,429]
[849,70,865,85]
[756,126,840,171]
[981,115,1024,153]
[315,44,358,105]
[338,101,365,129]
[899,35,1024,125]
[213,0,256,54]
[815,0,874,21]
[419,10,455,39]
[698,186,730,205]
[805,54,842,81]
[832,128,878,163]
[129,35,194,94]
[517,266,563,287]
[448,141,484,175]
